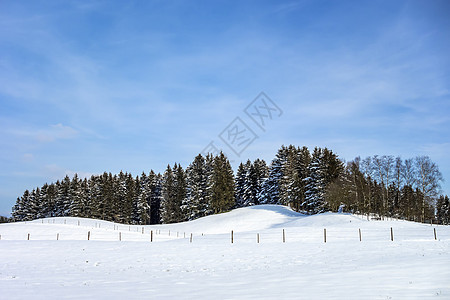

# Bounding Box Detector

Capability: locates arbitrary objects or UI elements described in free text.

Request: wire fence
[1,217,449,243]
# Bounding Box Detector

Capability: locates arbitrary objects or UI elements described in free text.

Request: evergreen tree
[57,176,71,217]
[304,147,327,213]
[235,162,247,208]
[80,178,90,218]
[185,154,209,220]
[25,188,40,220]
[136,172,151,225]
[161,164,178,223]
[259,145,289,205]
[123,173,136,224]
[174,163,187,222]
[442,195,450,225]
[204,153,215,215]
[149,171,163,224]
[12,190,29,221]
[210,152,235,213]
[89,175,103,220]
[69,174,83,217]
[242,160,258,206]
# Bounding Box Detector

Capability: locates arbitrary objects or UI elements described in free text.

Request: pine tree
[304,147,325,213]
[90,175,103,220]
[174,163,187,222]
[69,174,83,217]
[24,188,40,220]
[185,154,209,220]
[210,153,235,214]
[161,164,177,224]
[442,195,450,225]
[243,160,258,206]
[204,153,215,216]
[436,195,445,224]
[259,145,289,205]
[123,173,136,224]
[235,162,247,208]
[279,145,309,211]
[56,176,71,217]
[12,190,30,221]
[149,171,163,224]
[136,172,151,225]
[253,158,269,195]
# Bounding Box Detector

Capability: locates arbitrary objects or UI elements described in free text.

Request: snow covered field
[1,205,449,299]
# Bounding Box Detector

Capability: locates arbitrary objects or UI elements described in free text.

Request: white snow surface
[1,205,449,299]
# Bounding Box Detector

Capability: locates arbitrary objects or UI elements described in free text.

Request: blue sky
[1,0,449,216]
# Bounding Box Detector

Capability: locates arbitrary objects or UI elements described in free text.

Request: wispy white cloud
[8,123,78,143]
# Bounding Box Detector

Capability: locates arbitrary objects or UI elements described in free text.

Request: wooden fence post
[190,233,193,243]
[434,228,437,240]
[142,227,144,234]
[359,228,362,242]
[28,233,30,240]
[119,232,122,241]
[231,230,234,244]
[78,220,80,226]
[151,230,153,242]
[283,229,286,243]
[390,227,394,241]
[57,233,59,241]
[88,231,90,241]
[257,233,260,244]
[324,228,327,243]
[184,232,186,238]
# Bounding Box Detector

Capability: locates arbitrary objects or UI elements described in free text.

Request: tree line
[11,145,449,225]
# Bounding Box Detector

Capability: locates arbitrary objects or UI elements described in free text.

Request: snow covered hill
[1,205,450,299]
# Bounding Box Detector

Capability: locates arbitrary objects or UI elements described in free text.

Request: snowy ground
[1,205,449,299]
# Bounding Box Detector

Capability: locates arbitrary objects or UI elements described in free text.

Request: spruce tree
[136,172,151,225]
[235,162,247,208]
[174,163,187,222]
[259,145,289,205]
[210,152,235,214]
[69,174,83,217]
[243,160,258,206]
[161,164,176,223]
[204,153,215,215]
[12,190,30,221]
[185,154,209,220]
[304,147,327,214]
[150,171,163,224]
